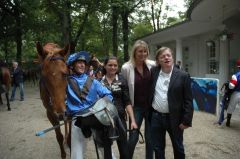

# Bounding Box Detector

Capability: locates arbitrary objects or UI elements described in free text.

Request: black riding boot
[103,135,112,159]
[226,113,232,127]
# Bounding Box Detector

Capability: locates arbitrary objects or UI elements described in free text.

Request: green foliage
[131,22,153,41]
[166,17,179,26]
[0,0,190,64]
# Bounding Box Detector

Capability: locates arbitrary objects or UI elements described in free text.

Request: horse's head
[36,42,70,117]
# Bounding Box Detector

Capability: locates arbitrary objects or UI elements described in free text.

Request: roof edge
[137,20,190,40]
[186,0,203,20]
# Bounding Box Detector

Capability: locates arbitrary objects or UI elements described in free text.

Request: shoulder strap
[81,77,93,99]
[68,76,93,101]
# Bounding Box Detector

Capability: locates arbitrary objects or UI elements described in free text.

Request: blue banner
[191,77,219,114]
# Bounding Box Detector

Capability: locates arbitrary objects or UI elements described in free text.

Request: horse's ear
[36,42,45,58]
[60,44,70,58]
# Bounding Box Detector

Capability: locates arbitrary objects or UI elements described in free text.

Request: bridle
[39,54,69,118]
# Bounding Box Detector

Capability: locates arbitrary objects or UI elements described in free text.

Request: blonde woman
[121,40,155,159]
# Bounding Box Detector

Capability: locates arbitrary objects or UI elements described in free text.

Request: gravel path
[0,83,240,159]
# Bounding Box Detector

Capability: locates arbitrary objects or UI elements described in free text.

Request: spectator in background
[121,40,155,159]
[225,58,240,127]
[175,60,182,69]
[10,61,24,101]
[95,68,103,81]
[89,54,103,70]
[87,65,95,77]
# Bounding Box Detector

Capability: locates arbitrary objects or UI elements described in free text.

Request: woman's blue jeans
[128,106,153,159]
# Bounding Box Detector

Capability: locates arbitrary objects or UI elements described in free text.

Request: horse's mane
[43,43,62,54]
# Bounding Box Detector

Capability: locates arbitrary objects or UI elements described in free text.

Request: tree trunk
[121,11,129,62]
[112,6,118,57]
[71,12,89,53]
[151,0,156,32]
[15,9,22,65]
[101,22,110,57]
[62,0,72,45]
[4,39,8,63]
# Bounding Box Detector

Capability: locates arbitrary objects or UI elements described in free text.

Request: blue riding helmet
[66,51,90,66]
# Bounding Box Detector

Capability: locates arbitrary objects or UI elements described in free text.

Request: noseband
[48,56,65,61]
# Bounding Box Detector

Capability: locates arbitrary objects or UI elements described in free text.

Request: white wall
[227,15,240,75]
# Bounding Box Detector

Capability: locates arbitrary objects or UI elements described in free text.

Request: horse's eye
[62,73,68,78]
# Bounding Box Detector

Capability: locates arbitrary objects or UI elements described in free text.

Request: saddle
[68,77,126,139]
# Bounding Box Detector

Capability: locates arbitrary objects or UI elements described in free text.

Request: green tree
[119,0,143,61]
[131,22,152,40]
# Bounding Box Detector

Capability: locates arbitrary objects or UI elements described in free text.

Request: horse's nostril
[54,112,64,121]
[58,114,64,121]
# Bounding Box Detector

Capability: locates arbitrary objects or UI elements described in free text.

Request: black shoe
[20,99,24,101]
[10,99,14,102]
[226,122,230,127]
[226,113,232,127]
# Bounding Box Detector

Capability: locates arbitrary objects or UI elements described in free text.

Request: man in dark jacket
[10,61,24,101]
[149,47,193,159]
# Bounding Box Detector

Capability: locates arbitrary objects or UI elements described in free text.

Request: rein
[127,128,145,144]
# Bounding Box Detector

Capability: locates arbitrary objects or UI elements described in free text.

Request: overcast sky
[163,0,187,17]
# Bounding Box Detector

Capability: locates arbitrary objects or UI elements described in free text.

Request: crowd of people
[3,39,239,159]
[65,40,194,159]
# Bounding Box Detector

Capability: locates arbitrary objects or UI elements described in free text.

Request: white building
[140,0,240,87]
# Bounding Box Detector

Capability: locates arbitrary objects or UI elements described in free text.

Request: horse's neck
[39,79,53,107]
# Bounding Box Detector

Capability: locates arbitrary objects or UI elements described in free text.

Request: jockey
[66,51,113,159]
[226,58,240,127]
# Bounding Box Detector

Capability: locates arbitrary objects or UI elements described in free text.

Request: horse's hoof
[61,154,66,159]
[8,108,11,111]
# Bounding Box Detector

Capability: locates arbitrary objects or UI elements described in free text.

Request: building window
[207,41,219,74]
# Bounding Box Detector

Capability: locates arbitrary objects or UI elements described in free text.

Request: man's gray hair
[13,61,18,66]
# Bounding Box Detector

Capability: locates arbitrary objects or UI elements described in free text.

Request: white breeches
[227,91,240,114]
[71,119,86,159]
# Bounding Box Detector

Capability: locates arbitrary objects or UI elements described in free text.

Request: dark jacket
[101,74,131,118]
[12,67,24,85]
[149,66,194,133]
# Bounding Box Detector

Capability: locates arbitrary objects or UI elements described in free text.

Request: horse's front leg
[63,119,70,146]
[47,110,66,159]
[66,120,72,149]
[5,92,11,111]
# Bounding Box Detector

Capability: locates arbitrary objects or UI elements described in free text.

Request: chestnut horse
[36,42,70,159]
[0,66,11,111]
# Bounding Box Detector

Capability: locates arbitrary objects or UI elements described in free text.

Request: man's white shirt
[152,67,173,113]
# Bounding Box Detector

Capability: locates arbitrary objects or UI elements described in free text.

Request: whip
[36,122,66,136]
